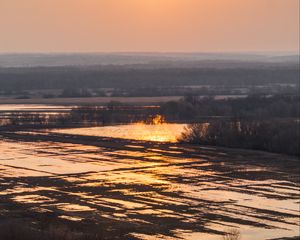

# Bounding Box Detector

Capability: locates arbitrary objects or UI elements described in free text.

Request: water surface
[52,123,187,142]
[0,104,72,111]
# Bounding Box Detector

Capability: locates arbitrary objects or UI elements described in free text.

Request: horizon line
[0,51,299,56]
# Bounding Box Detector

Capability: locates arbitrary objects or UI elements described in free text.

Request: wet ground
[0,130,299,240]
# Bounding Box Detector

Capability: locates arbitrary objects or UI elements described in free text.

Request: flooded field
[0,128,299,240]
[0,104,72,112]
[0,104,73,124]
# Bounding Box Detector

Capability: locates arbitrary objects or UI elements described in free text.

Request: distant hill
[0,53,298,68]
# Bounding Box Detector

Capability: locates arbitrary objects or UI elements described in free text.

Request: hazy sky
[0,0,299,53]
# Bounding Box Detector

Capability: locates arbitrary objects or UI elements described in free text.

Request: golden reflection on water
[53,123,187,142]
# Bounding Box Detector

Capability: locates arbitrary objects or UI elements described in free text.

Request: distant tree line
[3,85,298,99]
[161,95,300,121]
[0,66,298,91]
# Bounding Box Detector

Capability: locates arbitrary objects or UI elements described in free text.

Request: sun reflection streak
[51,118,186,142]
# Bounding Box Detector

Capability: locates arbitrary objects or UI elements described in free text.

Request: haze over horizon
[0,0,299,53]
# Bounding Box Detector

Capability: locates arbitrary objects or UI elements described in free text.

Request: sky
[0,0,299,53]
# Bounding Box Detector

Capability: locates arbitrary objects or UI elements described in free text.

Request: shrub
[180,120,300,156]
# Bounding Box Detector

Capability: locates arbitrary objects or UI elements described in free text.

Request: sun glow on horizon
[0,0,299,52]
[134,0,182,10]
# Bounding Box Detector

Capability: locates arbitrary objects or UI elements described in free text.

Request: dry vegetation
[222,229,241,240]
[0,221,103,240]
